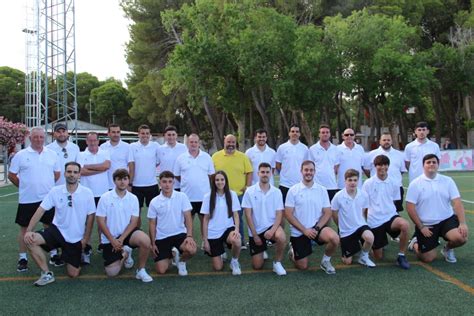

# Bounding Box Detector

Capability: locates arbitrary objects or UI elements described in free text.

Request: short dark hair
[381,131,391,137]
[255,128,267,136]
[373,155,390,166]
[108,123,120,132]
[113,168,129,181]
[258,162,272,170]
[415,121,429,129]
[301,160,315,170]
[319,123,330,130]
[65,161,81,172]
[344,169,359,180]
[138,124,150,132]
[159,170,175,180]
[87,131,98,139]
[290,123,300,130]
[164,125,177,133]
[423,154,439,165]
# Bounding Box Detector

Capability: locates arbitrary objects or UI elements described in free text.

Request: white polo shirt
[406,173,459,225]
[100,140,130,189]
[331,189,369,237]
[160,142,187,189]
[336,142,365,189]
[128,141,161,187]
[362,176,400,228]
[40,184,96,243]
[46,140,80,185]
[275,141,309,188]
[77,148,111,197]
[245,144,276,185]
[173,150,215,202]
[96,189,139,244]
[364,146,406,187]
[147,191,192,240]
[404,139,440,183]
[201,190,240,239]
[241,184,284,236]
[9,146,61,203]
[285,182,331,237]
[309,142,340,190]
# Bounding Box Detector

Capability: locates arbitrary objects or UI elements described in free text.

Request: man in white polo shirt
[242,162,287,276]
[406,154,468,263]
[23,162,95,286]
[309,124,341,201]
[174,133,215,240]
[148,171,197,276]
[362,155,410,269]
[245,128,276,186]
[284,160,340,274]
[336,128,366,189]
[8,127,60,273]
[275,124,309,202]
[99,124,130,190]
[404,121,441,183]
[159,125,186,190]
[96,168,153,282]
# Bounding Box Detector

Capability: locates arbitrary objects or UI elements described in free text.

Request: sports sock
[322,254,331,262]
[398,252,405,256]
[19,253,27,260]
[50,249,58,257]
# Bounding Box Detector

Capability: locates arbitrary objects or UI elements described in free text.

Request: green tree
[0,67,25,122]
[90,81,132,127]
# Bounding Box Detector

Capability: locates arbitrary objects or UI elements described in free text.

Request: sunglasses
[62,148,68,159]
[67,195,72,207]
[344,133,355,137]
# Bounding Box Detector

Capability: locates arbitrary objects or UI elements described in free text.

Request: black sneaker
[397,254,410,270]
[17,258,28,272]
[49,255,65,267]
[96,243,103,253]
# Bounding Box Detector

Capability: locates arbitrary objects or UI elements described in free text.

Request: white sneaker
[81,251,91,265]
[263,251,269,260]
[357,254,376,268]
[288,244,295,262]
[408,237,417,252]
[171,247,180,267]
[221,252,228,261]
[320,260,336,274]
[135,268,153,283]
[272,261,287,276]
[123,246,134,269]
[230,259,241,275]
[34,271,55,286]
[441,246,457,263]
[178,262,188,276]
[391,237,400,243]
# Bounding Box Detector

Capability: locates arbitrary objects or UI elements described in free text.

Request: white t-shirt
[77,148,111,197]
[406,173,459,225]
[362,176,400,228]
[308,142,340,190]
[336,142,365,189]
[147,191,192,240]
[100,140,130,189]
[241,184,284,236]
[40,184,96,243]
[331,189,369,237]
[96,189,139,244]
[46,140,80,185]
[285,182,331,237]
[275,141,309,188]
[245,144,276,185]
[200,190,240,239]
[404,139,441,183]
[9,146,61,203]
[173,150,215,201]
[160,142,187,189]
[128,141,161,187]
[364,146,406,187]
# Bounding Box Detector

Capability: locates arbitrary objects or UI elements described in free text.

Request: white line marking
[0,192,18,198]
[461,199,474,204]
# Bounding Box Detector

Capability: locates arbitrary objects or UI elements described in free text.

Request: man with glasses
[336,128,366,189]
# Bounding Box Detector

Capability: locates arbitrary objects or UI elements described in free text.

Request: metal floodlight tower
[24,0,77,140]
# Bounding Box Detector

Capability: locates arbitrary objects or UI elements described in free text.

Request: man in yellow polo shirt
[212,134,253,248]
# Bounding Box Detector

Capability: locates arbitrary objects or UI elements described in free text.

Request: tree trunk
[251,88,274,147]
[235,113,246,151]
[183,103,200,133]
[298,110,314,145]
[202,96,223,149]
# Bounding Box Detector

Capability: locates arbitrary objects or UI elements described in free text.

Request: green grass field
[0,171,473,315]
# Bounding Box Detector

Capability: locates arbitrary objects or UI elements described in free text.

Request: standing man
[364,132,406,212]
[23,162,95,286]
[275,124,309,203]
[337,128,365,189]
[404,121,441,183]
[159,125,187,190]
[406,154,468,263]
[96,169,153,282]
[284,161,340,274]
[174,133,215,240]
[309,124,340,201]
[245,128,276,186]
[99,124,130,190]
[212,134,253,248]
[242,163,287,276]
[8,127,60,272]
[46,122,80,185]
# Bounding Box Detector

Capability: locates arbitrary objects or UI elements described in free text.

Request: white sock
[19,253,27,260]
[398,252,405,256]
[50,249,58,257]
[361,250,369,258]
[231,257,239,263]
[322,254,331,262]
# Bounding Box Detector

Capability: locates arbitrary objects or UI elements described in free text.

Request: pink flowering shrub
[0,116,29,149]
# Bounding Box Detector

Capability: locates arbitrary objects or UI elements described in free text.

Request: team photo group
[8,121,468,286]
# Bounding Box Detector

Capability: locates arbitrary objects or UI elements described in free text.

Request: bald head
[224,134,236,154]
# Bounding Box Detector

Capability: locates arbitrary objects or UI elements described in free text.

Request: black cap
[54,123,67,132]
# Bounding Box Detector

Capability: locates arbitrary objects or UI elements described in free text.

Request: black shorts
[340,225,371,258]
[371,215,401,250]
[102,228,140,266]
[415,215,459,253]
[191,201,203,217]
[289,226,328,260]
[15,202,54,227]
[327,189,340,202]
[39,225,82,268]
[207,227,234,257]
[249,226,277,256]
[132,185,159,208]
[154,233,187,262]
[94,196,100,207]
[279,185,290,204]
[394,187,404,212]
